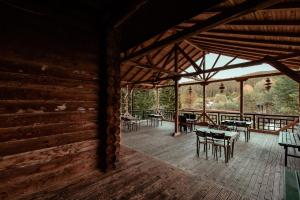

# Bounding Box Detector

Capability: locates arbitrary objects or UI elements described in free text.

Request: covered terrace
[1,0,300,200]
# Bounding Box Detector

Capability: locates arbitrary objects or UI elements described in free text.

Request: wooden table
[121,116,141,131]
[148,114,163,127]
[221,120,252,142]
[278,131,300,166]
[196,127,239,160]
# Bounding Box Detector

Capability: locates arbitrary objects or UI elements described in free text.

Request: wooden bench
[278,131,300,166]
[285,168,300,200]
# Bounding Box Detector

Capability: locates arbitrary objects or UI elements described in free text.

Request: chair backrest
[190,114,196,120]
[212,132,225,140]
[208,124,219,129]
[218,125,230,131]
[179,115,187,122]
[196,130,207,138]
[236,121,247,127]
[183,113,190,119]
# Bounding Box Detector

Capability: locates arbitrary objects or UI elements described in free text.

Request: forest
[121,75,299,116]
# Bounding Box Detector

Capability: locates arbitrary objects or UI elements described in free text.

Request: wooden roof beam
[175,44,203,73]
[190,38,298,55]
[204,29,300,40]
[192,34,300,49]
[264,58,300,83]
[191,41,300,68]
[133,52,300,85]
[123,0,282,61]
[183,20,300,27]
[179,72,285,86]
[128,60,176,75]
[204,53,300,74]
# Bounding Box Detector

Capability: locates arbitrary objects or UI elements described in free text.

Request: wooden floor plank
[22,122,300,200]
[123,122,300,200]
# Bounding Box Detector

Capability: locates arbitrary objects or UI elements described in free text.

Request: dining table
[148,114,163,127]
[221,120,252,142]
[195,127,239,159]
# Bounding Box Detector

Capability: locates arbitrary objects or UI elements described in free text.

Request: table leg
[231,140,235,158]
[284,146,288,166]
[247,128,249,142]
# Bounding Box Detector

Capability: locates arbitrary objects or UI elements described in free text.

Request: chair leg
[205,143,208,160]
[219,146,221,157]
[196,137,199,157]
[224,147,227,163]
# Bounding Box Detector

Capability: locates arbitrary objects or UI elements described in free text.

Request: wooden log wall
[0,6,120,200]
[0,13,120,199]
[0,54,101,199]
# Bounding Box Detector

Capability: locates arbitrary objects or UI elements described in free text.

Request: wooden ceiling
[121,0,300,87]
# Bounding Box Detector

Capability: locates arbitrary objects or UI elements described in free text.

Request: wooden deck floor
[25,146,244,200]
[122,122,300,200]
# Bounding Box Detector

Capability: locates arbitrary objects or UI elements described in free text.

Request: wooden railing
[131,109,299,133]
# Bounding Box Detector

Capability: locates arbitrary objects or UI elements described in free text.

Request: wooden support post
[156,87,160,113]
[98,28,120,171]
[240,80,244,121]
[299,84,300,123]
[174,78,180,136]
[131,88,134,115]
[202,83,206,123]
[173,46,180,136]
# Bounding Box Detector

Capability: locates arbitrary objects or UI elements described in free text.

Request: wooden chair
[211,132,231,162]
[196,130,213,160]
[179,115,192,133]
[284,168,300,200]
[218,125,230,131]
[208,124,219,129]
[236,121,247,141]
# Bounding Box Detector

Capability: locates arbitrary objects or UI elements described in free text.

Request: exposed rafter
[264,57,300,83]
[190,42,300,69]
[133,52,300,85]
[123,0,282,61]
[192,34,300,50]
[179,72,286,86]
[204,53,300,74]
[175,44,202,73]
[206,55,237,81]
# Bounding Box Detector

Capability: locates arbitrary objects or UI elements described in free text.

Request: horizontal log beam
[179,72,284,86]
[123,0,281,61]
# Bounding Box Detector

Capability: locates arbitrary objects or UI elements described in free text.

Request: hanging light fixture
[219,83,225,93]
[265,78,272,91]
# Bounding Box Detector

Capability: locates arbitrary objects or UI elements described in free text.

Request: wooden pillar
[174,78,180,135]
[156,87,160,113]
[173,45,180,136]
[240,80,244,121]
[202,83,206,122]
[130,88,134,114]
[98,27,120,171]
[299,84,300,122]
